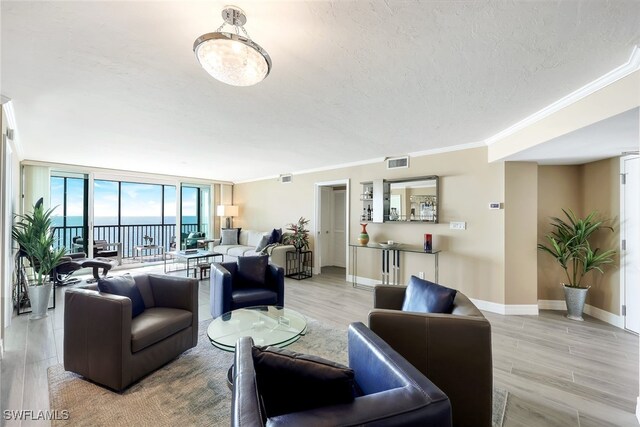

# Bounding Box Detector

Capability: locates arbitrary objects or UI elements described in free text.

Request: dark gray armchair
[210,260,284,318]
[64,274,198,391]
[369,285,492,427]
[232,322,452,426]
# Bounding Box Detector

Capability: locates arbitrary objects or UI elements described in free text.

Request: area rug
[48,320,507,426]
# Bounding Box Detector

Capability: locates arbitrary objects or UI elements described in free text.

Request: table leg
[351,246,358,288]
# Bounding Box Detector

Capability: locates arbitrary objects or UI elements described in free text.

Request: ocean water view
[52,216,198,227]
[51,215,203,257]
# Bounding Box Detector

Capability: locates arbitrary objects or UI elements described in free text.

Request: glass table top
[349,242,441,254]
[207,306,307,352]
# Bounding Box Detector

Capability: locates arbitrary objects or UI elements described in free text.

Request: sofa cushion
[213,245,236,255]
[221,229,239,245]
[237,255,269,285]
[240,230,263,247]
[228,246,253,258]
[97,274,145,318]
[267,228,282,245]
[402,275,457,314]
[255,235,269,253]
[131,307,193,353]
[252,345,355,418]
[231,289,278,306]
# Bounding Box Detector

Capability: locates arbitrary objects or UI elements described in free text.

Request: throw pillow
[237,255,269,285]
[220,228,239,245]
[252,345,356,418]
[402,275,457,314]
[97,274,145,318]
[255,235,270,253]
[267,228,282,245]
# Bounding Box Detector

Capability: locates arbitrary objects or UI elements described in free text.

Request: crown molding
[408,140,486,157]
[485,45,640,146]
[235,141,487,184]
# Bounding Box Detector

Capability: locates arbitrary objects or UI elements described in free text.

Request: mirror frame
[383,175,439,223]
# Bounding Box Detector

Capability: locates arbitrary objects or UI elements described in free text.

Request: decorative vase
[563,284,589,321]
[29,280,53,320]
[358,223,369,246]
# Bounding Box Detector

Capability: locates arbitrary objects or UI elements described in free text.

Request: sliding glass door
[50,173,88,253]
[93,179,177,258]
[180,185,211,239]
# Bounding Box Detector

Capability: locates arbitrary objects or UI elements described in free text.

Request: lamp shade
[217,205,239,217]
[194,32,271,87]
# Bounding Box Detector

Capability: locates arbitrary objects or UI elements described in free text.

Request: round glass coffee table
[207,305,307,352]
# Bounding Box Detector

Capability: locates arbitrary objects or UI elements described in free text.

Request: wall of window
[48,170,219,260]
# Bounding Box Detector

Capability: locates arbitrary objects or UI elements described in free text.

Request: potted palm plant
[12,201,66,319]
[538,209,616,321]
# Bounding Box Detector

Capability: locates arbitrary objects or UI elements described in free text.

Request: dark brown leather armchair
[368,285,492,427]
[64,274,198,391]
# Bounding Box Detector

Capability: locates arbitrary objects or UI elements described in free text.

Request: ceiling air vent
[386,156,409,169]
[279,174,293,184]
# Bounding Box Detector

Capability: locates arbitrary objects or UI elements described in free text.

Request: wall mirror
[384,176,439,223]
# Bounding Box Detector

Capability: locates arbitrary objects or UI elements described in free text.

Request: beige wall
[581,158,620,314]
[504,162,538,305]
[1,108,23,342]
[234,146,509,305]
[537,165,582,301]
[537,159,620,314]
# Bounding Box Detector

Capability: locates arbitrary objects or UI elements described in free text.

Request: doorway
[314,180,349,276]
[621,154,639,333]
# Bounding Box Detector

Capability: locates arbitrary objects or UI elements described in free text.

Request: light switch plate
[450,221,466,230]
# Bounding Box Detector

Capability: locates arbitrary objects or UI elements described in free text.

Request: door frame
[620,154,639,332]
[314,179,350,276]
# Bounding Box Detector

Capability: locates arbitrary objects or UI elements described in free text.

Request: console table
[349,243,440,288]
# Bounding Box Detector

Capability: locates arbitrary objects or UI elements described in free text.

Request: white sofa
[211,229,294,269]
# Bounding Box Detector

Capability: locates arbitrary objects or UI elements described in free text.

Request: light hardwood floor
[1,264,638,426]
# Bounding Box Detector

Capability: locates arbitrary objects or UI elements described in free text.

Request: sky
[51,177,205,224]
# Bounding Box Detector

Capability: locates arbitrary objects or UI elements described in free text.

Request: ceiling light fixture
[193,6,271,87]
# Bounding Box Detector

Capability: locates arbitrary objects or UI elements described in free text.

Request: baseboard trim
[538,300,566,310]
[345,275,378,288]
[538,299,624,328]
[470,298,539,315]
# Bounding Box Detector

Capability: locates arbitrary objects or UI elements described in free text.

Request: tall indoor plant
[12,201,66,319]
[538,209,616,321]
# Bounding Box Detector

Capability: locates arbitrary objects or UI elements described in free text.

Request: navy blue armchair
[232,322,452,426]
[210,261,284,318]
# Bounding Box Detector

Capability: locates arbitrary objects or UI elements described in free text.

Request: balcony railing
[52,223,202,259]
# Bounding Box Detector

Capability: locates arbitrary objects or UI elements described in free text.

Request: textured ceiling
[2,1,639,182]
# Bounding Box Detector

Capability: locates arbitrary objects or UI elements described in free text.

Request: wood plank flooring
[1,264,638,426]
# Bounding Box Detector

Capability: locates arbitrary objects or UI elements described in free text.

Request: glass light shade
[194,32,271,87]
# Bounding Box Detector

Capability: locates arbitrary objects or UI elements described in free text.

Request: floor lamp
[217,205,239,228]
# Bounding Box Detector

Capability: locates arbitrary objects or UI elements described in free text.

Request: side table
[285,250,312,280]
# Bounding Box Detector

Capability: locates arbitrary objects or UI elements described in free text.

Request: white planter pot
[29,282,52,320]
[562,284,589,321]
